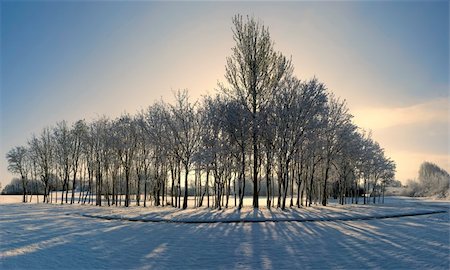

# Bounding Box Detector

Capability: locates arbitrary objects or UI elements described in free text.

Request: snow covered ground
[1,196,449,269]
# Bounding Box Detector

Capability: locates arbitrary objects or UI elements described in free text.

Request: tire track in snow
[71,209,448,224]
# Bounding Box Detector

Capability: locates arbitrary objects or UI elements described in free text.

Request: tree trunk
[239,149,246,209]
[71,172,77,204]
[322,159,331,206]
[289,166,294,207]
[309,162,316,207]
[170,165,175,206]
[363,177,367,204]
[266,159,271,209]
[252,106,258,208]
[125,166,130,207]
[183,164,189,209]
[65,173,69,204]
[206,169,210,208]
[136,172,141,206]
[21,176,27,203]
[252,141,258,208]
[281,162,290,210]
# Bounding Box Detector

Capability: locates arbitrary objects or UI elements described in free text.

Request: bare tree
[29,128,54,203]
[143,102,171,206]
[320,96,352,206]
[70,120,87,204]
[167,90,201,209]
[113,115,136,207]
[222,15,292,208]
[222,99,251,209]
[6,146,29,202]
[54,120,72,204]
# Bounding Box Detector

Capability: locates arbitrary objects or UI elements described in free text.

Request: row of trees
[5,15,396,209]
[1,178,44,196]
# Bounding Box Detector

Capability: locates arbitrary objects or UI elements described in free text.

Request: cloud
[353,98,449,130]
[352,97,449,182]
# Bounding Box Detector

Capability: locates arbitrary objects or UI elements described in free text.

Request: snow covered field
[1,196,449,269]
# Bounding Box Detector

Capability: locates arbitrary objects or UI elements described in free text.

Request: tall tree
[222,15,292,208]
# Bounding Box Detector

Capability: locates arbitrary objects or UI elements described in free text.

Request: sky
[1,1,448,187]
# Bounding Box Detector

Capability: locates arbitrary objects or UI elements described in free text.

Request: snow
[1,196,449,269]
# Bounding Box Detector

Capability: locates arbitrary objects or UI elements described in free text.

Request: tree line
[5,15,396,209]
[404,162,449,198]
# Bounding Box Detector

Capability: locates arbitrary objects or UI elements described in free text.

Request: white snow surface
[1,196,449,269]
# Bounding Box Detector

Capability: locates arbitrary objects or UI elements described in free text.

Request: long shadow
[1,199,449,269]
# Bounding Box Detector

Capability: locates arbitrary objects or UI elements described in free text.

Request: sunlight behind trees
[4,15,396,209]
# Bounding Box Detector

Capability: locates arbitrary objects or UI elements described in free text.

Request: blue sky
[1,1,448,186]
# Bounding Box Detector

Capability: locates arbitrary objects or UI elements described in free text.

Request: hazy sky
[1,1,448,187]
